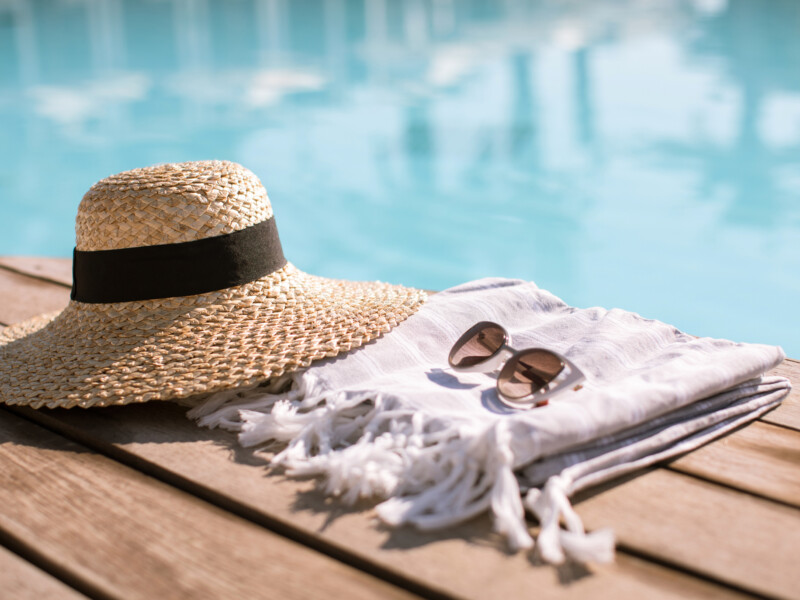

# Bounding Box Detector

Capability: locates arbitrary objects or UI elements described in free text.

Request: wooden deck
[0,256,798,600]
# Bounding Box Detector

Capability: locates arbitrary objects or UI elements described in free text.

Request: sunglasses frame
[448,321,585,409]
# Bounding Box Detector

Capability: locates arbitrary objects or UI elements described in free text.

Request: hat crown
[75,160,273,251]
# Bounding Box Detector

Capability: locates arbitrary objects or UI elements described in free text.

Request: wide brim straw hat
[0,160,427,409]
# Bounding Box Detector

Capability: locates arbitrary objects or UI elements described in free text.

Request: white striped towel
[188,278,790,564]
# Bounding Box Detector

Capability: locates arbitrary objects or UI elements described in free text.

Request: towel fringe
[190,377,781,566]
[524,476,615,565]
[192,386,541,554]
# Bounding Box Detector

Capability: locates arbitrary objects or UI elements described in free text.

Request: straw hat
[0,160,427,409]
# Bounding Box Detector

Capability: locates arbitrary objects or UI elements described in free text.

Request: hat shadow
[5,398,655,585]
[7,400,268,467]
[5,400,518,550]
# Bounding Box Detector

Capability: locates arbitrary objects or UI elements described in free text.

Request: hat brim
[0,263,426,409]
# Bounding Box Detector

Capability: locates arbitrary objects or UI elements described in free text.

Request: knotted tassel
[524,475,615,565]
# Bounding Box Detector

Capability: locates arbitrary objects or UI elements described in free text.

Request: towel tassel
[524,475,615,565]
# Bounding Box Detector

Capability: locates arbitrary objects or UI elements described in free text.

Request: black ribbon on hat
[71,217,286,303]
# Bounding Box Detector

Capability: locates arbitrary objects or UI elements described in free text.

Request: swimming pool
[1,0,798,356]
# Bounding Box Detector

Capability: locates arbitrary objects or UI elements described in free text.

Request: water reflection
[0,0,798,352]
[649,0,800,229]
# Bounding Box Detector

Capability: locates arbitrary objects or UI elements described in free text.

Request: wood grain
[0,256,72,287]
[668,421,800,507]
[1,258,794,506]
[764,359,800,431]
[0,410,415,600]
[576,468,800,600]
[15,402,755,600]
[0,545,87,600]
[3,256,797,599]
[0,268,69,326]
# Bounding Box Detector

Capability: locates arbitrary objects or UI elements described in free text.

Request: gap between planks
[667,420,800,508]
[1,260,796,596]
[0,267,71,326]
[0,409,418,600]
[0,544,88,600]
[0,257,797,435]
[9,400,740,600]
[0,256,72,288]
[0,256,797,508]
[11,401,788,600]
[0,258,797,430]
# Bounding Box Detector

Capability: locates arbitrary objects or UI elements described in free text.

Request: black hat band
[71,217,286,304]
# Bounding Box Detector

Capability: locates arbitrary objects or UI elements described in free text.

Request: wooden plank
[0,545,87,600]
[13,402,755,600]
[763,359,800,431]
[0,268,69,326]
[0,410,416,600]
[0,256,72,287]
[1,254,797,431]
[3,256,796,597]
[668,421,800,507]
[575,468,800,600]
[0,259,795,509]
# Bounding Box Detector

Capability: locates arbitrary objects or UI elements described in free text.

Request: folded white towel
[189,278,790,564]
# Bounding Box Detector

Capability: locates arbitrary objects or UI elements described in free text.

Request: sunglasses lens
[449,323,506,369]
[497,349,565,399]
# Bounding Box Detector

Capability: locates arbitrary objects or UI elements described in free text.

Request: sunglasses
[447,321,585,409]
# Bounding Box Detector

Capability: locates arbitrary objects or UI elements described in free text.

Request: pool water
[1,0,798,356]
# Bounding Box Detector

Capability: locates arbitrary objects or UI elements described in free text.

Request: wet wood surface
[0,257,798,600]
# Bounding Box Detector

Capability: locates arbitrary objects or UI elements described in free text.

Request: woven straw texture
[0,161,427,409]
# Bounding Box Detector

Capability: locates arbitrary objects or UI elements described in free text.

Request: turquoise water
[1,0,798,356]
